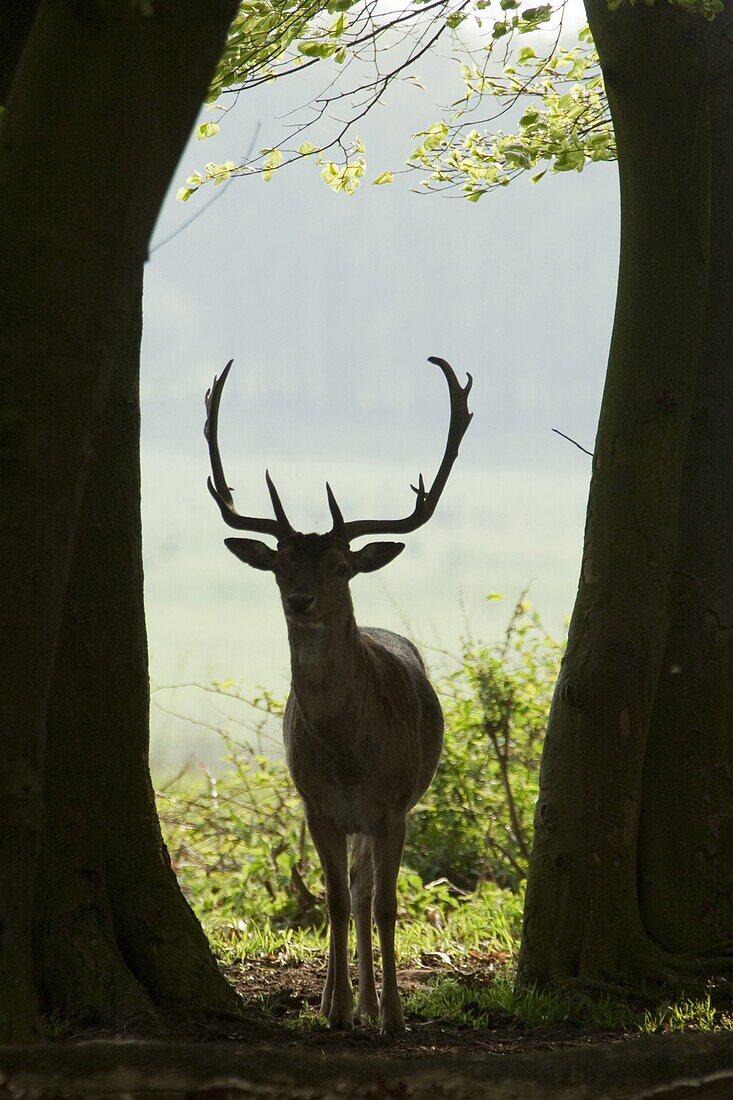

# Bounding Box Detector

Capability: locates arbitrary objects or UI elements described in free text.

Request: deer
[204,356,473,1036]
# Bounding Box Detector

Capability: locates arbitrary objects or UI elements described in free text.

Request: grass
[641,994,733,1035]
[403,976,733,1034]
[403,975,635,1030]
[201,889,733,1038]
[205,880,522,969]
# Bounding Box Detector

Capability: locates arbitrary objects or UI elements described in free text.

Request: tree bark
[519,1,733,985]
[0,2,41,100]
[637,53,733,958]
[0,0,237,1041]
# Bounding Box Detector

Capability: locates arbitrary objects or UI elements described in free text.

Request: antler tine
[338,356,473,542]
[326,482,346,538]
[204,359,290,538]
[265,470,294,536]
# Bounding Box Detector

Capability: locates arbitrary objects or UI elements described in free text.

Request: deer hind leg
[372,811,407,1036]
[350,834,378,1023]
[305,806,353,1030]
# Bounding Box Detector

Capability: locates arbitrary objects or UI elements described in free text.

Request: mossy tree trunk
[0,0,237,1041]
[519,0,733,985]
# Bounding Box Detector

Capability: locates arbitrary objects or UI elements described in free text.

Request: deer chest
[284,726,412,834]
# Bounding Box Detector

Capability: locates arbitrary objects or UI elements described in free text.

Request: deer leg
[320,934,335,1018]
[350,834,378,1023]
[305,807,353,1030]
[372,812,407,1036]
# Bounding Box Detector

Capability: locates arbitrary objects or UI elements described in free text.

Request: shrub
[406,597,562,891]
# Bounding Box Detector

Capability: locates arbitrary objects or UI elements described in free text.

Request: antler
[204,359,293,538]
[327,356,473,541]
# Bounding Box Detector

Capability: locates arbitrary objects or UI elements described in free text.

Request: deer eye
[333,563,349,578]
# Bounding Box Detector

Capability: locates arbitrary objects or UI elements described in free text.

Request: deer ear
[350,542,405,574]
[225,537,278,572]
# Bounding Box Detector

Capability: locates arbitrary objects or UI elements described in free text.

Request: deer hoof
[328,1010,354,1031]
[357,997,380,1026]
[380,1018,406,1037]
[327,989,354,1031]
[379,1003,405,1036]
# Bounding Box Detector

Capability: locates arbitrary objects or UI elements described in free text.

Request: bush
[406,598,561,891]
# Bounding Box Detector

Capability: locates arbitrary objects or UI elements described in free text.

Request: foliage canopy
[177,0,720,202]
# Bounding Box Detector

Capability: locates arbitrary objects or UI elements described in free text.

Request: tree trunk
[637,52,733,958]
[0,0,52,1044]
[0,3,41,99]
[519,1,733,985]
[35,270,238,1025]
[35,278,240,1027]
[0,0,237,1041]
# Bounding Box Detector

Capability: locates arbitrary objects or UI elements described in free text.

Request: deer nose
[287,592,315,614]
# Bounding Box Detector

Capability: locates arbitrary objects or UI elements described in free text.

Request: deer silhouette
[205,356,472,1034]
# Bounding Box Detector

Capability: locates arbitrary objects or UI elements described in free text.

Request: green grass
[404,974,634,1029]
[405,976,733,1034]
[640,994,733,1035]
[201,891,733,1037]
[200,873,523,964]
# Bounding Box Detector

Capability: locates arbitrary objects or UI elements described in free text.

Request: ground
[49,949,626,1055]
[5,953,733,1097]
[214,953,626,1057]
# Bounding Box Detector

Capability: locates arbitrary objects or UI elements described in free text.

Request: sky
[141,26,619,772]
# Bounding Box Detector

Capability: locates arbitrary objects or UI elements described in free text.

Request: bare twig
[551,427,594,457]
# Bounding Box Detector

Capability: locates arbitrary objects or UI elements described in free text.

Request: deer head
[204,357,473,623]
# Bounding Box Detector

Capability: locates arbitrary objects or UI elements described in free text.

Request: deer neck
[286,604,363,723]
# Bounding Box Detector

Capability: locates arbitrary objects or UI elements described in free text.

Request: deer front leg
[305,806,353,1030]
[320,933,335,1018]
[350,834,378,1023]
[372,811,407,1036]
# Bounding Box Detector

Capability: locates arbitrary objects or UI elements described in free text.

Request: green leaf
[298,40,337,59]
[195,121,220,141]
[298,142,319,156]
[262,148,283,182]
[553,147,585,172]
[372,170,394,185]
[516,4,552,31]
[519,108,539,128]
[176,187,194,202]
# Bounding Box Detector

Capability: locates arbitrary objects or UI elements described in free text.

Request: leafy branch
[176,0,722,203]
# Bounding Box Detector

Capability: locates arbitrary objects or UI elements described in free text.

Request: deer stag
[204,356,472,1035]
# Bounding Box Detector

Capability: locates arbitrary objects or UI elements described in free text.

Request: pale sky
[141,30,618,772]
